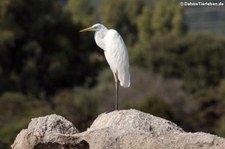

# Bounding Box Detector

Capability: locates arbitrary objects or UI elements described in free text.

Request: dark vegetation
[0,0,225,148]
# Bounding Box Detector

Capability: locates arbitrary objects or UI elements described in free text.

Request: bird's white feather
[103,29,130,88]
[81,23,130,109]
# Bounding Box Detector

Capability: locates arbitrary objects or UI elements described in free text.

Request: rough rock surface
[11,114,84,149]
[12,109,225,149]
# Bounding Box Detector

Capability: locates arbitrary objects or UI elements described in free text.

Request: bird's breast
[95,31,106,50]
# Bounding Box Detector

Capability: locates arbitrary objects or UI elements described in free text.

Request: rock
[11,114,86,149]
[12,109,225,149]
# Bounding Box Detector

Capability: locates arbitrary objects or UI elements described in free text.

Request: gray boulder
[12,109,225,149]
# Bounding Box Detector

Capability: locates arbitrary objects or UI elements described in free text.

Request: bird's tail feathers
[118,69,130,88]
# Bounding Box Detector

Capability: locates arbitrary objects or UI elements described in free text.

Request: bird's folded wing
[104,29,130,87]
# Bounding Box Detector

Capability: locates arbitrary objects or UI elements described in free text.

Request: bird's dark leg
[114,73,119,110]
[115,81,119,110]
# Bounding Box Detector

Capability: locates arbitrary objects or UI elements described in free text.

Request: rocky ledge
[12,109,225,149]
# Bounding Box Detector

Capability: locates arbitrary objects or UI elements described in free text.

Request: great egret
[80,23,130,110]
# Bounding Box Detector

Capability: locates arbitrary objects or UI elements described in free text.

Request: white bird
[80,23,130,110]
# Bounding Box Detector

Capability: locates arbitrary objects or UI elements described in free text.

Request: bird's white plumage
[103,29,130,87]
[80,23,130,110]
[91,24,130,88]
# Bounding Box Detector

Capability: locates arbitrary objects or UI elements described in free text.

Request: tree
[182,33,225,92]
[133,94,174,120]
[99,0,144,48]
[215,115,225,137]
[151,0,186,35]
[131,0,186,66]
[64,0,95,26]
[0,0,100,97]
[53,88,100,130]
[0,92,51,148]
[184,88,225,134]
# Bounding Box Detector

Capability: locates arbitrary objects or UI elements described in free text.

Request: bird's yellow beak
[80,27,93,32]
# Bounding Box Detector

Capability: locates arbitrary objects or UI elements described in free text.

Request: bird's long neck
[94,27,108,50]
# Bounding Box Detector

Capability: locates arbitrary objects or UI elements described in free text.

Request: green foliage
[0,117,31,146]
[53,88,100,130]
[134,32,225,92]
[0,92,52,148]
[100,0,127,28]
[99,0,144,47]
[64,0,95,26]
[218,79,225,99]
[214,80,225,137]
[135,94,174,120]
[151,0,186,35]
[130,0,186,66]
[184,88,225,133]
[215,115,225,137]
[0,0,10,21]
[0,0,103,147]
[0,0,101,96]
[1,0,225,147]
[136,7,152,44]
[100,0,144,27]
[182,33,225,92]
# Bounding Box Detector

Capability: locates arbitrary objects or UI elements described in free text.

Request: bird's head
[80,23,106,32]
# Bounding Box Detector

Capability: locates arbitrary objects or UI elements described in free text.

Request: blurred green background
[1,0,225,148]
